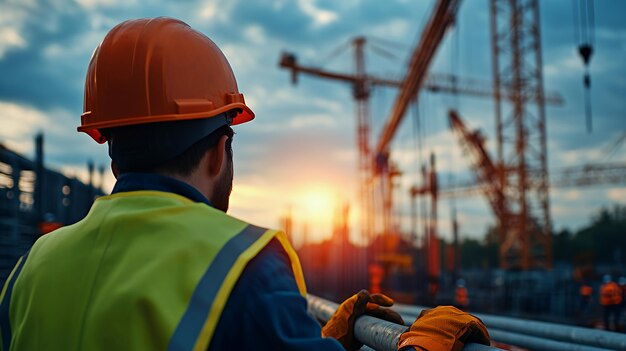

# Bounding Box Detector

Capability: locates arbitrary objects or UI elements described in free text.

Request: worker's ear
[111,160,120,179]
[207,135,229,177]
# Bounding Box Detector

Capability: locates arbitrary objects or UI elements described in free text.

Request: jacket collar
[111,172,213,207]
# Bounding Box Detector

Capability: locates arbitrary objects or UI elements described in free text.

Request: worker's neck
[161,170,213,203]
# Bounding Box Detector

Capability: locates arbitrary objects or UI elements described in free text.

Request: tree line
[459,205,626,271]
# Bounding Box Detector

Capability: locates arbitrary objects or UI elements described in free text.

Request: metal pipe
[488,329,612,351]
[355,316,405,351]
[307,295,502,351]
[395,304,626,350]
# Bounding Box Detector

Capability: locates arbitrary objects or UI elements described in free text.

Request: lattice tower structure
[490,0,551,269]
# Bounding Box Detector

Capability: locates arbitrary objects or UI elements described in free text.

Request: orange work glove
[322,290,405,351]
[398,306,490,351]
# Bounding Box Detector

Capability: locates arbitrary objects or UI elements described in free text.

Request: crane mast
[490,0,550,269]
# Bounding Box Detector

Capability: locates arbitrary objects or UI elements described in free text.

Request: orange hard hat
[78,17,254,143]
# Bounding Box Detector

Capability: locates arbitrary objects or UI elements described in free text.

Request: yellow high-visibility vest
[0,191,306,350]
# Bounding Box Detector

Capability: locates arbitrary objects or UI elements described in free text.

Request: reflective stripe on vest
[2,191,306,351]
[167,224,265,351]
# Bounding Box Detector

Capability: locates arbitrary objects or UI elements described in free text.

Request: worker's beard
[211,155,233,213]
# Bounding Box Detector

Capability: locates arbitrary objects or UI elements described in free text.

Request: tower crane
[279,45,563,247]
[409,111,626,274]
[449,109,545,267]
[280,0,470,245]
[394,0,572,271]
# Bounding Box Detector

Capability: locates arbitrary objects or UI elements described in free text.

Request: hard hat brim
[78,103,254,144]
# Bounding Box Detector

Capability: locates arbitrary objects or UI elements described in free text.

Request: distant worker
[455,279,469,310]
[600,274,622,331]
[0,18,490,351]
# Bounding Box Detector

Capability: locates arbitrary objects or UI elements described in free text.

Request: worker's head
[619,277,626,286]
[603,274,612,284]
[456,279,465,288]
[78,17,254,211]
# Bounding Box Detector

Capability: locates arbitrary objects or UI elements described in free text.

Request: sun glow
[296,186,337,225]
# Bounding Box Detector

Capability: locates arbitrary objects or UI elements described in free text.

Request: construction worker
[455,279,469,311]
[599,274,622,331]
[0,18,490,351]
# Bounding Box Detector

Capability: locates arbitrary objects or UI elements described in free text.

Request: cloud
[0,101,50,152]
[544,54,581,78]
[243,24,267,44]
[560,190,582,201]
[297,0,338,27]
[288,113,337,129]
[74,0,120,10]
[0,27,26,58]
[195,0,240,24]
[0,0,92,111]
[607,188,626,202]
[0,0,32,59]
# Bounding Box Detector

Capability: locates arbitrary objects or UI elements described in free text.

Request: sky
[0,0,624,246]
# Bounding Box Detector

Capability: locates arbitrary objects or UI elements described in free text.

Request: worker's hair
[153,125,234,176]
[113,125,234,176]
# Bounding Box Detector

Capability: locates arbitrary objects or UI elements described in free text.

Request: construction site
[0,0,625,350]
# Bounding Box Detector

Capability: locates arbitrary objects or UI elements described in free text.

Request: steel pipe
[488,329,612,351]
[395,304,626,350]
[307,295,502,351]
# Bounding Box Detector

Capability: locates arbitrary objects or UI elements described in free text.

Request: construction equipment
[281,0,569,273]
[446,109,626,269]
[279,38,546,250]
[408,0,566,271]
[449,109,547,270]
[488,0,552,269]
[280,38,374,245]
[281,2,465,295]
[406,111,626,274]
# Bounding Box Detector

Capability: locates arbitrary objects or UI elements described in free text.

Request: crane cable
[411,97,422,247]
[573,0,595,133]
[448,12,460,227]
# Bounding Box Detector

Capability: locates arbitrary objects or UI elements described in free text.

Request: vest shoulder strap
[168,224,306,351]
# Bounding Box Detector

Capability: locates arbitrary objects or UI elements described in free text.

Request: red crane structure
[408,111,625,277]
[449,109,547,270]
[284,0,615,280]
[407,0,562,271]
[441,110,626,270]
[278,39,563,244]
[488,0,550,269]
